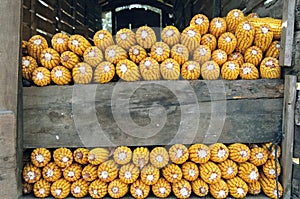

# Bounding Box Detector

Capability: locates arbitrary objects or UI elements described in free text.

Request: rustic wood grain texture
[23,80,284,148]
[281,75,297,199]
[294,126,300,157]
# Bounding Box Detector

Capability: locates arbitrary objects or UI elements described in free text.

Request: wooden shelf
[23,79,284,148]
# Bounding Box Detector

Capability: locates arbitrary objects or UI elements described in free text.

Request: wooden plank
[0,168,18,199]
[295,0,300,30]
[279,0,296,67]
[23,80,284,148]
[23,7,31,24]
[281,75,297,199]
[36,16,56,34]
[60,0,73,17]
[35,0,56,21]
[293,31,300,73]
[294,126,300,157]
[42,0,57,9]
[22,23,32,41]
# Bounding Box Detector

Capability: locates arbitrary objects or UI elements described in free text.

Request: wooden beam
[281,75,297,199]
[279,0,296,66]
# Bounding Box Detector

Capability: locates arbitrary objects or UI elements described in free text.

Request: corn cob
[129,45,148,64]
[227,176,248,198]
[266,41,281,59]
[88,179,108,198]
[181,26,201,53]
[226,9,245,33]
[105,45,128,65]
[218,159,238,179]
[190,14,210,35]
[73,148,89,165]
[201,33,217,51]
[113,146,132,165]
[23,163,41,183]
[23,182,33,195]
[68,34,91,56]
[70,179,89,198]
[108,179,129,198]
[182,161,199,181]
[259,172,283,199]
[248,181,261,195]
[244,46,263,67]
[150,147,169,169]
[221,61,240,80]
[22,40,28,55]
[53,148,73,168]
[170,44,189,65]
[218,32,237,54]
[132,147,150,169]
[228,143,251,163]
[228,52,244,66]
[212,49,228,66]
[116,28,136,50]
[60,51,80,70]
[150,42,170,62]
[22,56,38,80]
[161,25,181,46]
[168,144,189,165]
[72,62,93,84]
[260,57,281,79]
[201,61,220,80]
[160,58,180,80]
[189,143,210,164]
[181,61,201,80]
[139,57,161,81]
[209,179,229,199]
[239,63,259,80]
[262,159,281,179]
[162,163,182,183]
[119,163,140,184]
[27,35,48,61]
[116,59,141,81]
[247,13,259,19]
[152,178,172,198]
[249,146,268,166]
[130,179,150,199]
[51,32,69,53]
[63,163,82,182]
[209,17,227,38]
[51,179,71,199]
[93,29,115,51]
[262,142,281,159]
[172,179,192,199]
[193,45,211,64]
[136,26,157,49]
[93,61,115,84]
[254,24,274,52]
[249,17,282,40]
[235,21,256,53]
[192,179,209,197]
[141,164,160,185]
[32,67,51,87]
[42,162,62,182]
[238,162,259,183]
[51,66,72,85]
[82,164,98,182]
[33,179,51,198]
[97,160,119,182]
[31,148,51,168]
[88,147,110,165]
[199,161,222,184]
[40,48,60,70]
[209,143,229,163]
[83,46,103,67]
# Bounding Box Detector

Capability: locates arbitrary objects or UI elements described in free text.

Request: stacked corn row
[22,142,282,198]
[21,10,282,87]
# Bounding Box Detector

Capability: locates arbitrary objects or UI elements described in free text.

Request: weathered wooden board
[294,126,300,157]
[23,79,284,148]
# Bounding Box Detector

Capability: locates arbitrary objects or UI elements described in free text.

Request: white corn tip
[35,154,45,163]
[23,60,30,67]
[166,29,174,37]
[155,155,163,162]
[189,169,196,177]
[187,64,196,71]
[144,60,152,67]
[55,189,62,196]
[249,170,258,180]
[237,188,245,195]
[120,64,128,73]
[172,174,178,179]
[118,152,127,160]
[39,188,45,195]
[88,50,96,57]
[147,174,154,181]
[243,23,251,31]
[209,173,218,180]
[46,169,54,177]
[197,149,208,158]
[228,63,236,70]
[93,189,98,195]
[240,150,248,157]
[103,65,111,73]
[261,26,269,34]
[27,171,35,180]
[199,48,207,56]
[133,48,140,55]
[215,21,223,28]
[177,47,183,53]
[233,11,240,17]
[269,169,276,175]
[217,149,227,158]
[227,167,234,175]
[218,190,226,198]
[256,152,264,159]
[195,17,204,25]
[44,53,52,61]
[243,67,252,74]
[225,36,232,43]
[165,62,174,69]
[136,188,143,196]
[217,52,224,59]
[101,171,109,179]
[108,49,116,58]
[68,171,75,177]
[79,66,86,74]
[56,38,64,44]
[206,64,215,71]
[251,49,258,55]
[265,60,274,66]
[98,33,105,39]
[180,187,189,197]
[120,33,127,40]
[124,171,132,179]
[73,186,81,194]
[175,149,184,158]
[55,70,63,78]
[34,39,42,46]
[112,187,119,193]
[71,39,79,46]
[141,30,149,39]
[155,47,164,56]
[276,43,280,49]
[62,156,69,163]
[187,30,196,37]
[159,187,166,194]
[36,72,44,80]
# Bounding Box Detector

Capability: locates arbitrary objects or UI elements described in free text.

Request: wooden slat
[41,0,57,9]
[294,126,300,158]
[23,80,284,148]
[60,0,73,17]
[281,75,297,199]
[279,0,296,66]
[22,23,32,41]
[59,22,74,34]
[35,0,56,21]
[295,0,300,30]
[23,7,31,24]
[36,16,56,34]
[60,11,75,27]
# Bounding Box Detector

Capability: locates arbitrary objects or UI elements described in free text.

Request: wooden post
[279,0,296,66]
[281,75,297,199]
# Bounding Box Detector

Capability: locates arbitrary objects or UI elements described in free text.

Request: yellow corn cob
[168,144,189,165]
[228,143,251,163]
[193,45,211,64]
[249,17,282,40]
[259,172,283,199]
[181,26,201,53]
[31,148,51,168]
[247,13,260,19]
[63,163,82,182]
[22,40,28,55]
[218,32,237,54]
[108,179,129,198]
[238,162,259,183]
[93,29,115,51]
[73,148,89,165]
[98,160,119,182]
[113,146,132,165]
[227,176,248,198]
[27,35,48,61]
[209,179,229,199]
[105,45,128,65]
[152,178,172,198]
[239,63,259,80]
[192,179,209,197]
[42,162,62,182]
[254,24,274,52]
[139,57,161,81]
[228,52,244,66]
[33,179,51,198]
[51,32,69,53]
[60,51,80,70]
[181,161,199,181]
[235,21,256,53]
[88,148,110,165]
[226,9,245,33]
[170,44,189,65]
[140,164,160,185]
[129,45,148,64]
[199,161,222,184]
[150,147,169,169]
[82,164,98,182]
[248,181,261,195]
[209,17,227,38]
[162,163,182,183]
[209,143,229,163]
[249,146,268,166]
[68,34,91,56]
[72,62,93,84]
[116,28,136,50]
[130,179,150,199]
[244,46,263,67]
[262,142,281,159]
[221,61,240,80]
[51,179,71,199]
[51,66,72,86]
[93,61,115,84]
[160,58,180,80]
[23,163,41,184]
[40,48,60,70]
[88,179,108,198]
[201,33,217,51]
[189,144,210,164]
[132,147,150,169]
[190,14,210,35]
[181,61,201,80]
[218,159,238,180]
[116,59,141,81]
[70,179,89,198]
[260,57,281,79]
[172,179,192,199]
[150,42,170,62]
[201,61,220,80]
[161,25,181,47]
[212,49,228,66]
[83,46,103,67]
[32,67,51,87]
[53,148,73,168]
[266,41,281,59]
[119,163,140,184]
[262,159,281,179]
[22,56,38,80]
[136,26,157,49]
